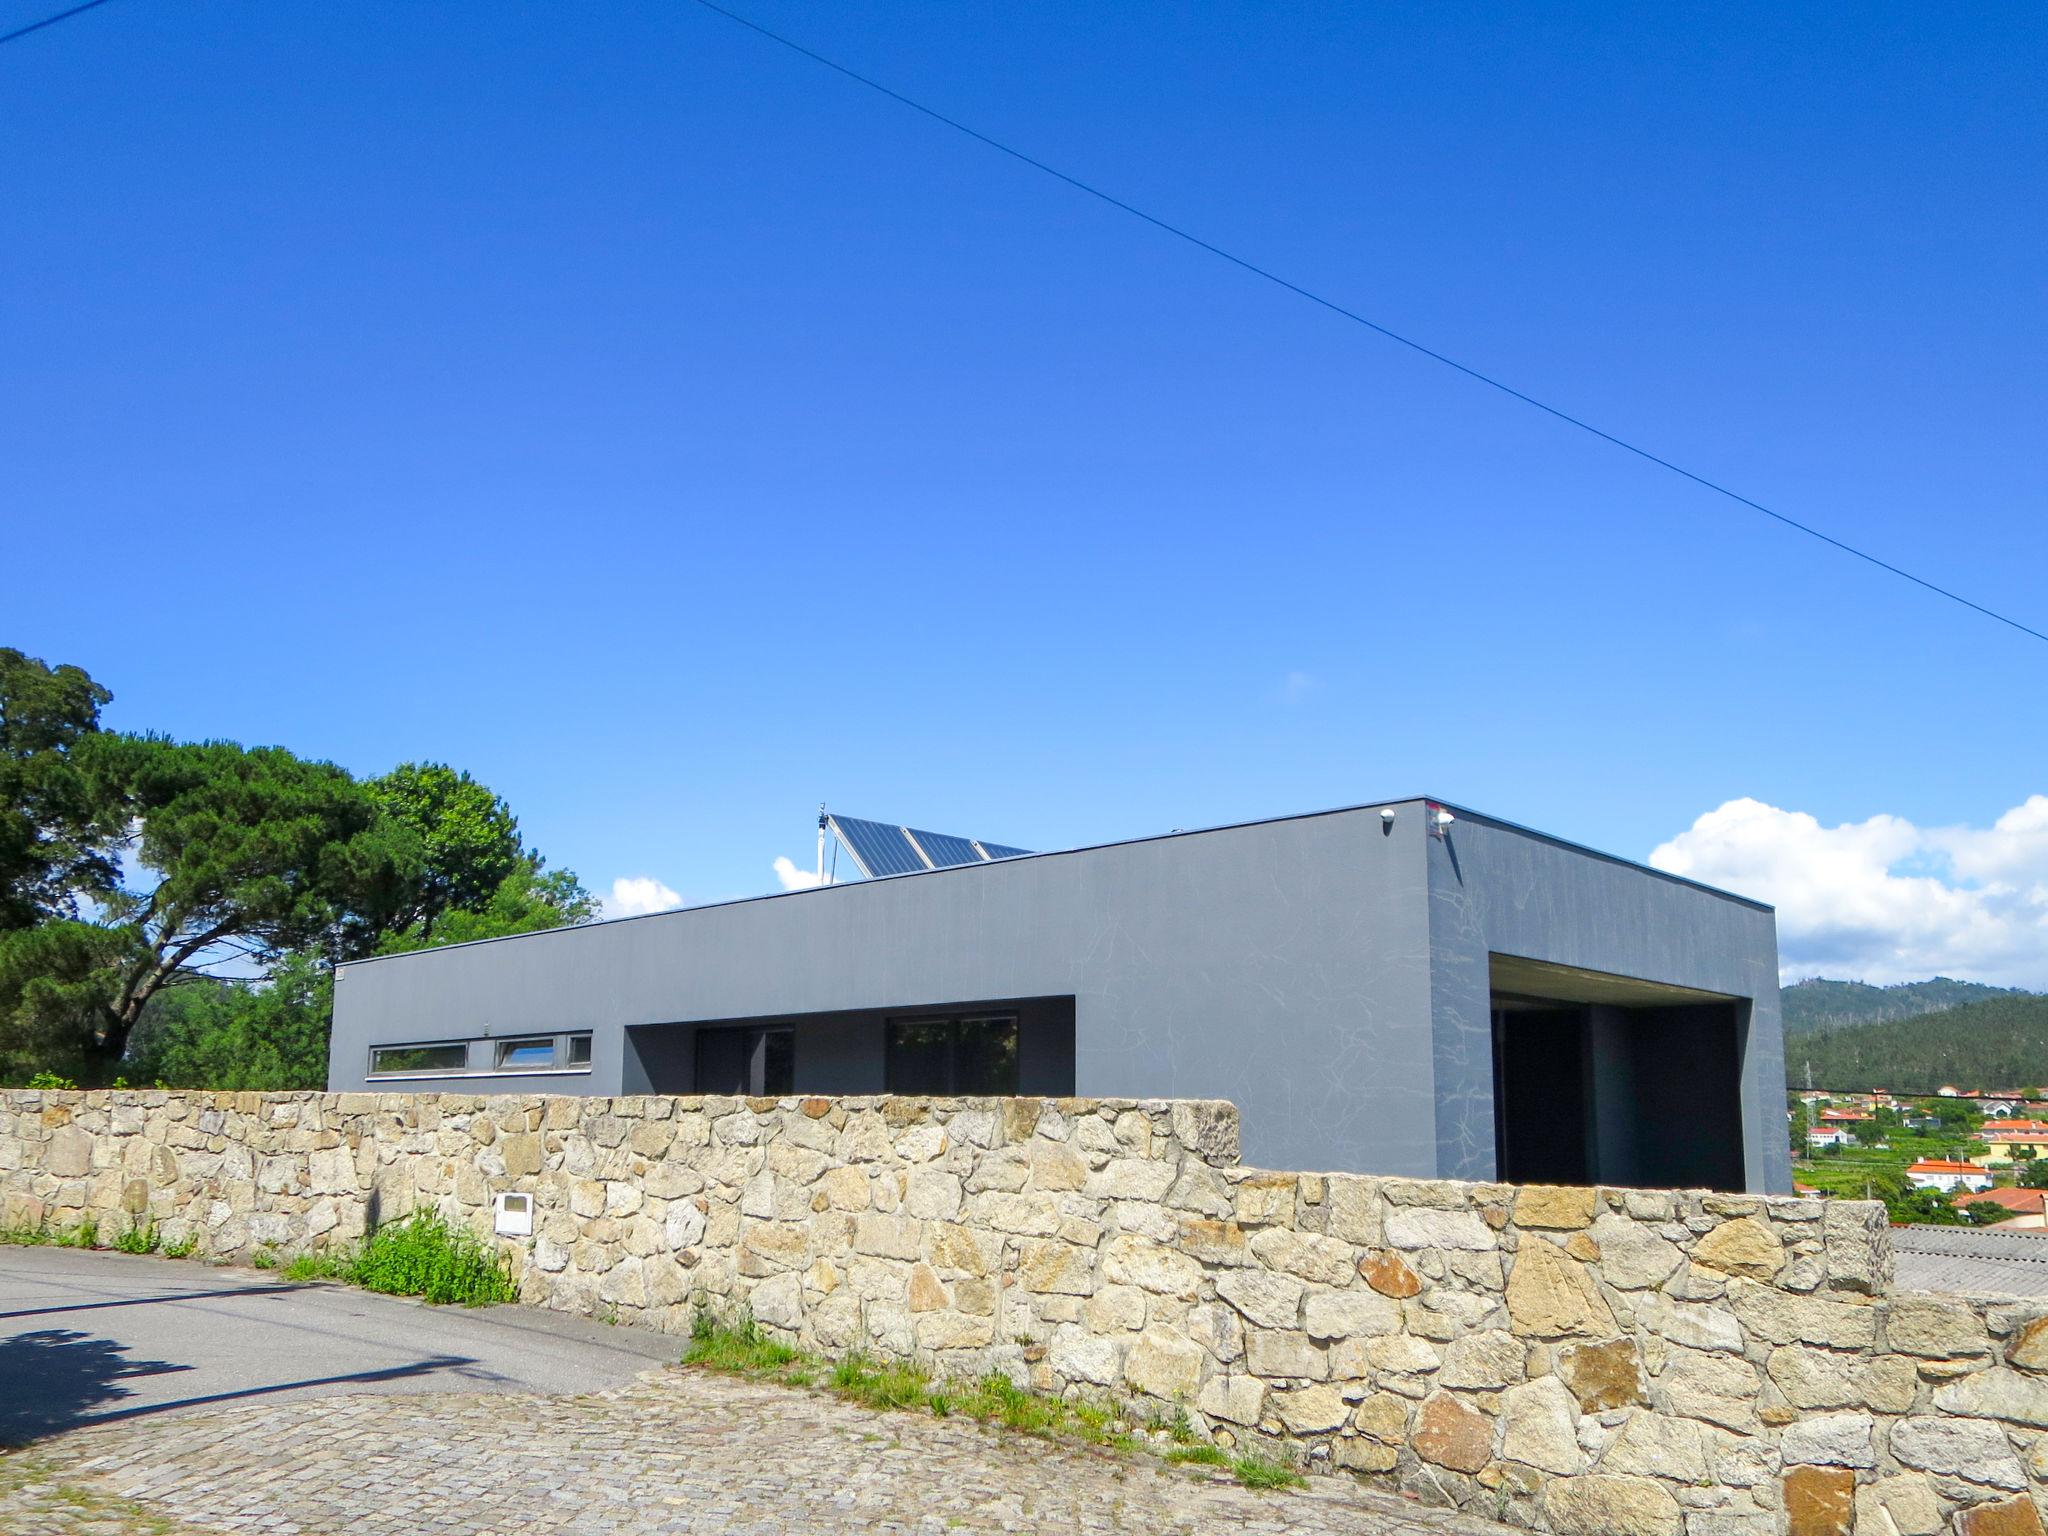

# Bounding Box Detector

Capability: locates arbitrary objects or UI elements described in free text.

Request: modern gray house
[328,799,1790,1194]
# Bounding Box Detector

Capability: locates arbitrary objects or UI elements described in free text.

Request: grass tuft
[682,1306,807,1376]
[111,1218,160,1255]
[1230,1452,1307,1490]
[829,1350,938,1412]
[283,1250,353,1283]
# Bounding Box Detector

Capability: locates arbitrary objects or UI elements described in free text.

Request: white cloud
[602,876,683,918]
[1650,796,2048,987]
[773,856,834,891]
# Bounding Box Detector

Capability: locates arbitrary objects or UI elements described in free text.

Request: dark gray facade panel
[333,807,1442,1175]
[1422,813,1789,1193]
[330,800,1787,1189]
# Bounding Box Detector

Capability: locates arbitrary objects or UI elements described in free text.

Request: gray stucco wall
[1424,811,1790,1193]
[333,805,1438,1174]
[330,800,1786,1185]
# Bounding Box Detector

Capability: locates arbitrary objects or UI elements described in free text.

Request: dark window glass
[370,1042,468,1075]
[888,1021,953,1095]
[565,1034,592,1066]
[696,1026,794,1095]
[953,1017,1019,1095]
[759,1029,794,1095]
[496,1039,556,1070]
[886,1016,1019,1095]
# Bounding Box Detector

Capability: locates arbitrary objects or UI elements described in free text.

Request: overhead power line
[686,0,2046,648]
[0,0,118,48]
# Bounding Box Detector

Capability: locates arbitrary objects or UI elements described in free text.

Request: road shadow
[0,1328,488,1443]
[0,1282,304,1322]
[0,1328,191,1443]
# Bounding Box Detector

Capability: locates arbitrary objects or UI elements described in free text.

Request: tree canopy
[0,648,120,929]
[0,648,595,1086]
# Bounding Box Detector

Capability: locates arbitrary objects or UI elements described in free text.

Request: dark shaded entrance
[695,1025,794,1096]
[1490,956,1748,1191]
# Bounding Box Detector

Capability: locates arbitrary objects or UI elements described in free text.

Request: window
[695,1025,794,1095]
[886,1015,1018,1095]
[372,1033,594,1078]
[370,1041,468,1076]
[495,1038,558,1071]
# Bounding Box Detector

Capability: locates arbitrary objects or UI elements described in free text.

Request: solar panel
[904,829,986,869]
[827,815,926,878]
[826,814,1033,877]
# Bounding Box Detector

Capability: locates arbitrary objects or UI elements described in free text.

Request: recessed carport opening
[1489,955,1748,1192]
[621,996,1076,1098]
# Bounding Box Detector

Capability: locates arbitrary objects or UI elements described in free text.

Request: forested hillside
[1781,976,2031,1035]
[1786,993,2048,1093]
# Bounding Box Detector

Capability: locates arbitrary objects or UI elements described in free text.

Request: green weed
[681,1310,1277,1490]
[1230,1452,1306,1490]
[111,1218,160,1255]
[682,1306,808,1376]
[283,1251,352,1283]
[828,1350,936,1412]
[159,1231,198,1259]
[350,1210,516,1306]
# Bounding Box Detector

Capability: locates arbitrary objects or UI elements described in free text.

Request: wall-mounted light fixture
[1427,803,1456,839]
[1379,808,1396,836]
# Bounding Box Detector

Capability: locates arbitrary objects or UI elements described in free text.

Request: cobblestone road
[4,1365,1516,1536]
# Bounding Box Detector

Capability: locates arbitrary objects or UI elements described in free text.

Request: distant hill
[1782,977,2032,1036]
[1784,992,2048,1094]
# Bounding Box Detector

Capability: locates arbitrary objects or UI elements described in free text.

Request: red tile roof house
[1906,1158,1995,1193]
[1961,1186,2048,1229]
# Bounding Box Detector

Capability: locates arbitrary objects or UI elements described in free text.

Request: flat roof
[336,795,1771,972]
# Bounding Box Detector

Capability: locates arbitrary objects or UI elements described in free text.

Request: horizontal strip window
[369,1042,468,1076]
[368,1032,595,1079]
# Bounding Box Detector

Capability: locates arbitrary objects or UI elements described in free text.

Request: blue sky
[6,3,2045,980]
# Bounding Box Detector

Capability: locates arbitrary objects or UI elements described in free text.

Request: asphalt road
[0,1245,679,1444]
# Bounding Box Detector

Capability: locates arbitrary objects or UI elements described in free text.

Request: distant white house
[1807,1127,1856,1150]
[1906,1159,1994,1194]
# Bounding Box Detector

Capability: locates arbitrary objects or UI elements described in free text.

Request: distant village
[1791,1085,2048,1228]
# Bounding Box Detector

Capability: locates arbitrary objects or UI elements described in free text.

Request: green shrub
[24,1071,77,1090]
[351,1210,515,1306]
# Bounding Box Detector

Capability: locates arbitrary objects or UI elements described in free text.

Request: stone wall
[3,1089,2044,1536]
